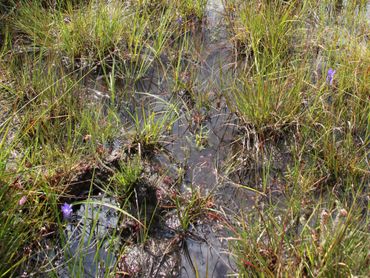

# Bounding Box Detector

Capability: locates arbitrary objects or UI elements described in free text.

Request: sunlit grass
[0,0,369,276]
[230,187,369,277]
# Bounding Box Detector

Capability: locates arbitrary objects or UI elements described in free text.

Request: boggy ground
[0,0,369,277]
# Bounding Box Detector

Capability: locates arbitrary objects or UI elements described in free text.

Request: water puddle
[61,196,119,277]
[180,223,236,278]
[28,196,120,277]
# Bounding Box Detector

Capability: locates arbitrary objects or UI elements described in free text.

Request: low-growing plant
[229,67,305,132]
[114,155,143,194]
[15,1,129,59]
[230,191,369,277]
[173,187,214,231]
[126,94,179,149]
[227,0,304,71]
[194,124,209,150]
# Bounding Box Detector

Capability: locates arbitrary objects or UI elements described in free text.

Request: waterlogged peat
[1,0,369,277]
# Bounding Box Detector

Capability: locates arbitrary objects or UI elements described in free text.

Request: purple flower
[19,196,27,206]
[61,203,73,219]
[176,16,183,25]
[326,68,336,85]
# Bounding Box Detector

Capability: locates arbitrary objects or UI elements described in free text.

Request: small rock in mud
[164,211,182,231]
[118,237,181,277]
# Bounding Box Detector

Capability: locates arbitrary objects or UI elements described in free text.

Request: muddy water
[166,0,234,187]
[125,0,241,275]
[131,0,245,276]
[165,0,242,276]
[61,197,120,277]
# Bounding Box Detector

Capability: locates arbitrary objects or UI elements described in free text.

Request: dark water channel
[160,1,239,275]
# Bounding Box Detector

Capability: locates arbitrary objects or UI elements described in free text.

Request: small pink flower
[19,196,27,206]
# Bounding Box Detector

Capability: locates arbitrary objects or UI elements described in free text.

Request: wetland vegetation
[0,0,369,277]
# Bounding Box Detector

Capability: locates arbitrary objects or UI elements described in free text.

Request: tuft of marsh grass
[230,189,369,277]
[226,0,305,71]
[114,155,143,195]
[0,44,121,278]
[224,1,369,276]
[229,67,306,131]
[126,93,179,150]
[13,0,208,83]
[174,187,214,231]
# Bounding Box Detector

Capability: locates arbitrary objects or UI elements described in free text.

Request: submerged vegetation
[0,0,369,277]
